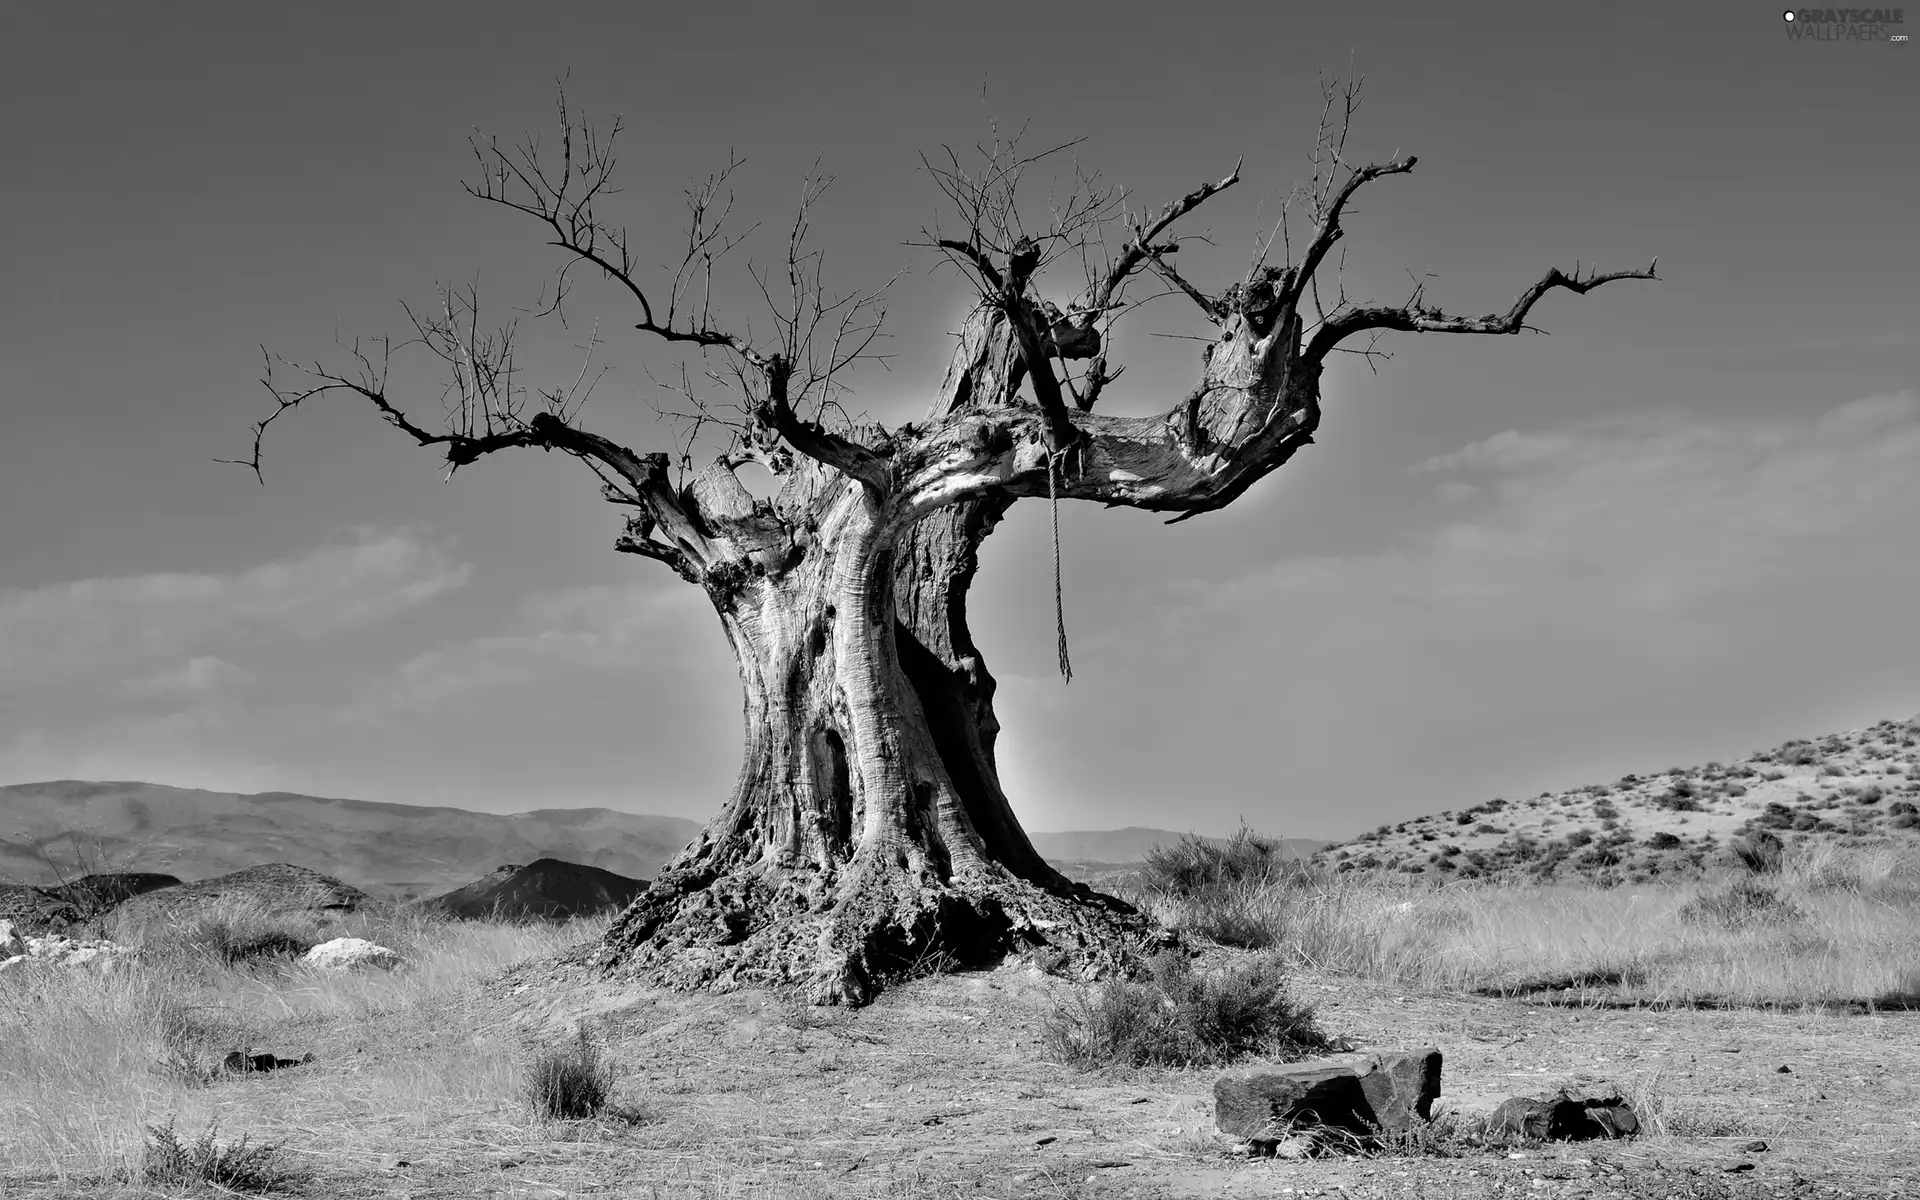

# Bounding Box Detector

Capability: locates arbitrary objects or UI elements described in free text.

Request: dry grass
[1135,840,1920,1009]
[5,845,1919,1197]
[0,896,606,1186]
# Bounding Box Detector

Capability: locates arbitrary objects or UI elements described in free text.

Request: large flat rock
[1215,1048,1442,1141]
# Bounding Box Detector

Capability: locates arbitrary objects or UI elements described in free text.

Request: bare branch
[1145,249,1226,321]
[464,91,768,368]
[1284,155,1418,313]
[1305,259,1659,362]
[1086,163,1240,318]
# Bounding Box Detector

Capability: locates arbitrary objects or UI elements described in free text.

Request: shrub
[523,1026,615,1120]
[1731,831,1786,874]
[1043,951,1327,1068]
[1655,786,1703,813]
[142,1119,305,1194]
[1678,878,1804,931]
[1140,824,1297,900]
[1472,823,1503,834]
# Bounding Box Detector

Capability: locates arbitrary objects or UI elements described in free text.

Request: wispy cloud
[342,580,707,717]
[995,391,1920,833]
[117,655,251,698]
[0,527,470,693]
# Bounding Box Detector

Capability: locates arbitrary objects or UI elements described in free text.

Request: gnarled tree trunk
[600,317,1143,1005]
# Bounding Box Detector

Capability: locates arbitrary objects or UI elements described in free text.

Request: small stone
[1744,1139,1770,1153]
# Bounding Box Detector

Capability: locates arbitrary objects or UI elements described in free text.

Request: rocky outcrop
[0,931,130,971]
[113,864,368,925]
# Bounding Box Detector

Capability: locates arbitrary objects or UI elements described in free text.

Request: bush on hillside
[1678,878,1804,931]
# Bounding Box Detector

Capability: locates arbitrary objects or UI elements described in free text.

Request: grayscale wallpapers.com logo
[1782,7,1910,39]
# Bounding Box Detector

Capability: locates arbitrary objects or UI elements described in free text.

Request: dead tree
[239,82,1653,1003]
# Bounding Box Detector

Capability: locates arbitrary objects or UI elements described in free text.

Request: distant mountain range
[0,780,1312,895]
[0,781,703,895]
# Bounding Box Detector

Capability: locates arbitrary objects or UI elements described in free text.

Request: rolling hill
[1318,713,1920,881]
[0,781,703,896]
[0,780,1301,896]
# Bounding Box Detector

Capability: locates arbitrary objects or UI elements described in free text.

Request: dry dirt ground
[9,953,1915,1200]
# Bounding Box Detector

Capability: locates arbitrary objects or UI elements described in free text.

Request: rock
[0,933,131,971]
[1215,1048,1442,1142]
[221,1049,316,1075]
[1490,1088,1640,1141]
[302,937,401,970]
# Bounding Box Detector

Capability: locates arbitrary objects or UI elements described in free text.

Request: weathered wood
[1215,1048,1442,1140]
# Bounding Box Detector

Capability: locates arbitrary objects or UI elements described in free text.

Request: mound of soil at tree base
[111,863,368,924]
[0,884,84,934]
[425,858,647,921]
[44,872,182,915]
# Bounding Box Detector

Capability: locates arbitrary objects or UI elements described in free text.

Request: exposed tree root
[595,860,1164,1006]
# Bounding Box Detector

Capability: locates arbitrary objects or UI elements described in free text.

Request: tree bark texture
[599,314,1144,1005]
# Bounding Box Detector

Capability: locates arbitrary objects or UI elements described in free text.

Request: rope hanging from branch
[1049,445,1072,684]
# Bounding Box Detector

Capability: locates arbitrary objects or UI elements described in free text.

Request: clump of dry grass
[523,1025,616,1120]
[141,1117,306,1194]
[1043,949,1327,1068]
[1677,877,1805,931]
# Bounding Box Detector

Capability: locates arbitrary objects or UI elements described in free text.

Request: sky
[1,2,1915,841]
